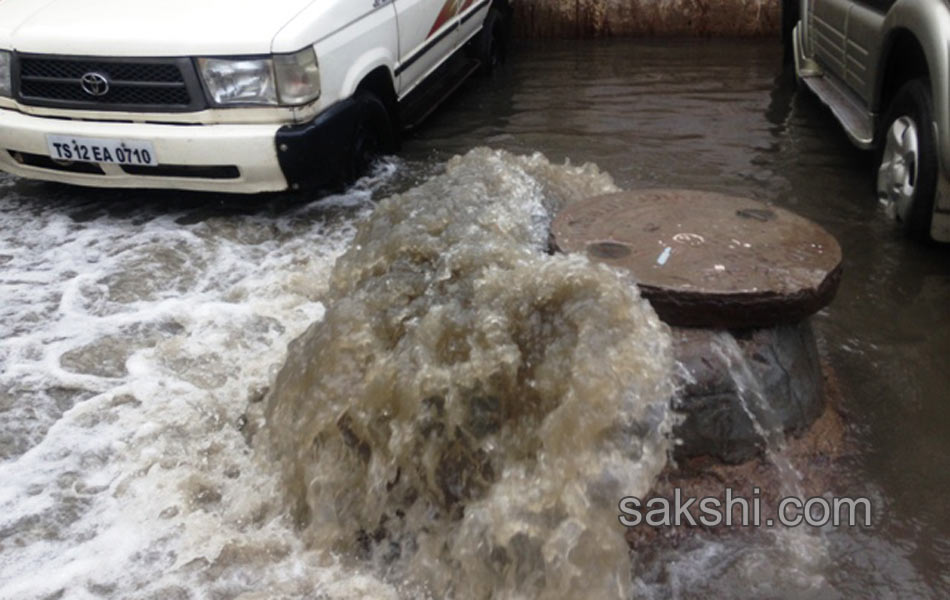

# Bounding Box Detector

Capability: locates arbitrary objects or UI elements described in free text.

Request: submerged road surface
[1,40,948,599]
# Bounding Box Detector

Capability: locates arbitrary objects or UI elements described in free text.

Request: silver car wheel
[877,116,919,222]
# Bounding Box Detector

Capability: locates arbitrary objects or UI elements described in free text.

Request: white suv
[0,0,512,194]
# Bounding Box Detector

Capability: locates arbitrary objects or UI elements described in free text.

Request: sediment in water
[259,148,676,598]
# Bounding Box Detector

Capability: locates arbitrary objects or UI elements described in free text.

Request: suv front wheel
[876,79,937,241]
[346,92,397,185]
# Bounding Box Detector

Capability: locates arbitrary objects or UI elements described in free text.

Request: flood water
[1,39,949,599]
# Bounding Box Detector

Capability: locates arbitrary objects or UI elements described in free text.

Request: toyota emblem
[80,72,110,97]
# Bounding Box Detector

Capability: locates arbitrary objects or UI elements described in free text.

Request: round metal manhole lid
[552,190,843,328]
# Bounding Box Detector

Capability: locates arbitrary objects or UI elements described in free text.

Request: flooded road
[1,39,949,598]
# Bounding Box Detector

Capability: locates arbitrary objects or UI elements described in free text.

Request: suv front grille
[14,54,207,112]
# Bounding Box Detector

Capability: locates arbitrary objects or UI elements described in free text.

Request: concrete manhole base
[671,321,825,464]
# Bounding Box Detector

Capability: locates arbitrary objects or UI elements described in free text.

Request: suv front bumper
[0,104,357,194]
[0,108,288,193]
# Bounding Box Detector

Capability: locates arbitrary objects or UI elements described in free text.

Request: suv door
[808,0,889,104]
[809,0,852,82]
[394,0,460,95]
[845,1,890,105]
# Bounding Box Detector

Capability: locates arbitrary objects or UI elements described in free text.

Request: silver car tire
[876,79,937,241]
[877,116,920,223]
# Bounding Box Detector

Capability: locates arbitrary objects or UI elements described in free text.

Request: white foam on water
[0,165,402,599]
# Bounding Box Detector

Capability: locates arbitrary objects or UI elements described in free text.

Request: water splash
[259,148,675,598]
[710,332,829,591]
[710,332,804,495]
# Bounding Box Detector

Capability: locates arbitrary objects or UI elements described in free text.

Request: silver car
[785,0,950,242]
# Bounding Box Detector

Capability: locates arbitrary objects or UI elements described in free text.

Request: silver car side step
[800,74,876,149]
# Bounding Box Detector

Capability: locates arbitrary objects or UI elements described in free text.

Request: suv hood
[0,0,318,56]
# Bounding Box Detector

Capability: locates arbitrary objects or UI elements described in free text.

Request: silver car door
[846,1,892,107]
[810,0,852,81]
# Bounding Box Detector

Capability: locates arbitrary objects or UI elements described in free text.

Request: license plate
[46,135,158,167]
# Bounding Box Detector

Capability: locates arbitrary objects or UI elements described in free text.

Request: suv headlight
[198,48,320,107]
[198,56,278,106]
[0,51,11,98]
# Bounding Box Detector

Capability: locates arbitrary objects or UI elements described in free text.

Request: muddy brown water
[1,39,948,599]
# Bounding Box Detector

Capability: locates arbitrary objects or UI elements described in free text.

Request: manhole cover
[552,190,843,328]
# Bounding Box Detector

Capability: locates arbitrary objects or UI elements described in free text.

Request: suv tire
[877,79,937,241]
[347,92,397,184]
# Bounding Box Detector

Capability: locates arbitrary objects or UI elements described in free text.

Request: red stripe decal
[428,0,459,39]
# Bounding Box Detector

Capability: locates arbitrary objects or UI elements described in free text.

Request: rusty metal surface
[552,190,844,328]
